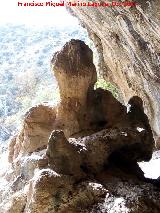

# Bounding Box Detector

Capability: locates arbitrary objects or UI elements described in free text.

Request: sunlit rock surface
[68,0,160,148]
[0,40,159,212]
[8,104,56,162]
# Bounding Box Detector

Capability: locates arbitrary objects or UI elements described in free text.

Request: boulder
[8,104,56,161]
[24,169,74,213]
[46,126,153,178]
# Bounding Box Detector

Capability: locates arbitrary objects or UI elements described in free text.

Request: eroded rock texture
[2,40,159,212]
[67,0,160,148]
[8,104,56,162]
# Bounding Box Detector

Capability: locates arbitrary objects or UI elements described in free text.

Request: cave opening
[0,1,160,211]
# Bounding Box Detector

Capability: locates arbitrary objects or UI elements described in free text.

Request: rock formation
[1,40,159,212]
[67,0,160,148]
[8,104,56,162]
[46,126,153,179]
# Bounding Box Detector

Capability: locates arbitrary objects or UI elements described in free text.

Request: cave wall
[68,0,160,147]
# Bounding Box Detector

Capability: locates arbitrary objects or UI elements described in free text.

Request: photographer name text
[17,1,138,7]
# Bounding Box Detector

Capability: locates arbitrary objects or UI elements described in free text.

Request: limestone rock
[90,175,160,213]
[1,190,27,213]
[87,88,127,129]
[8,135,16,163]
[51,40,146,138]
[8,40,155,165]
[2,38,158,213]
[51,39,97,137]
[68,0,160,148]
[8,104,56,161]
[24,169,74,213]
[46,127,153,178]
[46,130,85,178]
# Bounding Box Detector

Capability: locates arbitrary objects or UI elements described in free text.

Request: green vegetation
[95,78,119,98]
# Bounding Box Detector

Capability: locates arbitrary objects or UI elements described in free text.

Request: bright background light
[0,0,78,26]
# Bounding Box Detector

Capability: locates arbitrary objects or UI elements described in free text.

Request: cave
[0,1,160,212]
